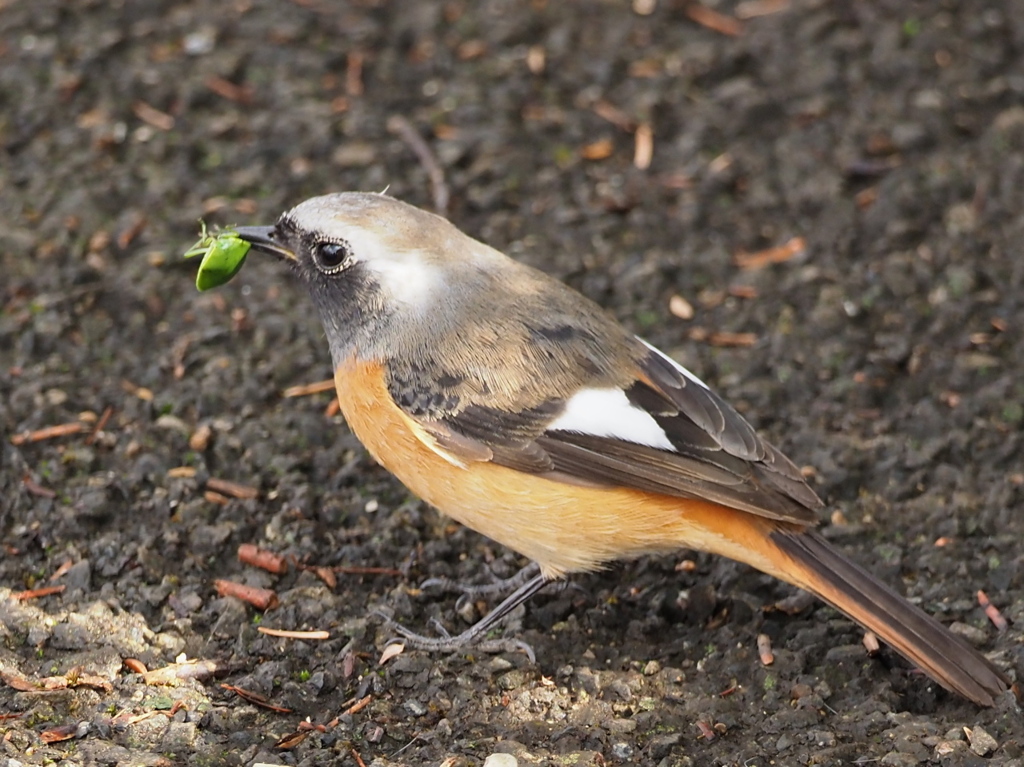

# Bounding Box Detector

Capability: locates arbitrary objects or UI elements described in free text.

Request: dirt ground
[2,1,1023,765]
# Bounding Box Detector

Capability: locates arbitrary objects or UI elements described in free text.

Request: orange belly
[333,358,796,580]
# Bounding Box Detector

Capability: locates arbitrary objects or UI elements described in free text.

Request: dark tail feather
[771,529,1010,706]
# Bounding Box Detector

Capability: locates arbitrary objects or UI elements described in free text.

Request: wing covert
[386,338,823,524]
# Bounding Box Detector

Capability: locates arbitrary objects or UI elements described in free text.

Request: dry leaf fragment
[526,45,546,74]
[132,101,174,131]
[2,671,40,691]
[40,723,80,744]
[23,476,56,498]
[669,294,695,320]
[49,560,74,581]
[189,423,213,451]
[205,75,253,103]
[346,51,364,96]
[124,658,149,674]
[581,138,614,160]
[592,100,636,131]
[728,285,758,299]
[862,631,881,655]
[685,4,742,36]
[378,642,405,665]
[275,730,310,749]
[772,590,816,614]
[634,123,653,170]
[313,566,338,588]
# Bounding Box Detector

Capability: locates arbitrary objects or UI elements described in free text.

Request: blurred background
[1,1,1023,765]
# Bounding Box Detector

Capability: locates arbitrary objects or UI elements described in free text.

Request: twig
[11,585,65,601]
[282,379,335,397]
[85,406,113,445]
[205,477,259,500]
[238,543,288,574]
[22,476,56,498]
[257,627,330,640]
[735,0,790,19]
[221,683,293,713]
[387,115,450,215]
[10,422,84,445]
[214,580,279,610]
[333,565,402,576]
[734,236,806,270]
[341,694,372,716]
[977,590,1008,632]
[346,51,364,96]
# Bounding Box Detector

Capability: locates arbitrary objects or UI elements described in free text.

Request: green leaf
[195,235,250,291]
[182,223,252,291]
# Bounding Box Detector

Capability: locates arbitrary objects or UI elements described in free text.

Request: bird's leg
[421,561,541,599]
[375,571,551,660]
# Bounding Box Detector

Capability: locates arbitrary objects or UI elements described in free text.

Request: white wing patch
[548,387,675,451]
[638,338,710,390]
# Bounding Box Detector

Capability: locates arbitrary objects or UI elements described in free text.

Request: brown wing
[390,341,823,525]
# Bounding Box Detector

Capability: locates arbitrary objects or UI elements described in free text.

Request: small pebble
[403,699,427,717]
[934,740,965,758]
[965,725,998,756]
[611,743,635,759]
[482,754,518,767]
[948,621,988,646]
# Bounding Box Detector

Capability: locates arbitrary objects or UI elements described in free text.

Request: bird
[233,191,1010,707]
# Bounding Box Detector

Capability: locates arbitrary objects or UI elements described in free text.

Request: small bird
[234,192,1009,706]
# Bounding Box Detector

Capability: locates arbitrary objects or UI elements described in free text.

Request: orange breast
[333,358,797,580]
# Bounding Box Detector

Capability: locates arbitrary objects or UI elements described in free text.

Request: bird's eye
[313,240,350,274]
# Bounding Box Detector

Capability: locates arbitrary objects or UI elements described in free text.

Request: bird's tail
[769,527,1009,706]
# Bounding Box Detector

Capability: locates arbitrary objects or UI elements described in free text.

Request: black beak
[234,226,297,262]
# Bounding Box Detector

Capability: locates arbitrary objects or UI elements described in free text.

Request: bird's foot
[420,561,541,599]
[374,571,550,661]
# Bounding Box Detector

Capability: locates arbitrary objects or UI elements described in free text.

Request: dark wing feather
[393,341,822,525]
[626,344,824,518]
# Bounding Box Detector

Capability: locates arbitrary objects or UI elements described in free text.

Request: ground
[1,1,1023,765]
